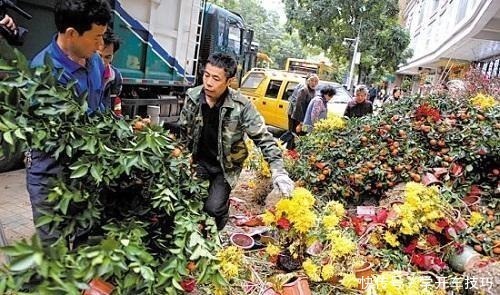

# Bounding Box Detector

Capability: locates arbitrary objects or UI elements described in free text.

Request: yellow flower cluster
[326,230,356,259]
[243,139,271,178]
[265,244,281,256]
[314,115,346,132]
[392,182,445,235]
[383,232,400,247]
[468,212,484,227]
[264,188,317,234]
[302,258,322,282]
[216,246,244,279]
[367,271,438,295]
[470,93,498,109]
[322,201,346,230]
[340,273,359,289]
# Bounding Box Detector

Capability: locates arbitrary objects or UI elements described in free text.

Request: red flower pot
[82,278,114,295]
[230,233,255,249]
[282,276,311,295]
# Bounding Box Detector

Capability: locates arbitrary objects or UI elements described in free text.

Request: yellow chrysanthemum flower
[340,273,359,289]
[321,264,336,281]
[384,232,400,247]
[315,115,346,132]
[302,258,321,282]
[323,214,340,229]
[468,212,484,227]
[265,244,281,256]
[471,93,498,109]
[262,210,276,225]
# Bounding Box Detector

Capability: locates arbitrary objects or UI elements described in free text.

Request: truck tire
[0,153,24,173]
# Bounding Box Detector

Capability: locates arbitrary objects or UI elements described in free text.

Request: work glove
[272,172,294,197]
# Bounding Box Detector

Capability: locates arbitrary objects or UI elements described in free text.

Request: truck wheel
[0,153,24,173]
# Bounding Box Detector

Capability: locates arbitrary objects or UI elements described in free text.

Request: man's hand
[295,123,302,134]
[0,15,16,31]
[272,172,294,197]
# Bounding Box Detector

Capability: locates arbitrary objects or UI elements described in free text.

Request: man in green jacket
[179,53,294,230]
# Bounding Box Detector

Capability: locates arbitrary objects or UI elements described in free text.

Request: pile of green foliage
[0,41,224,294]
[287,76,499,206]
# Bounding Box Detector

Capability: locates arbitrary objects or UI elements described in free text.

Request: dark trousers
[195,161,232,230]
[25,150,61,245]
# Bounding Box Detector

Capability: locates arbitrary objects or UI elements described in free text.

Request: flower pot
[463,195,480,211]
[230,233,255,250]
[354,262,373,290]
[448,245,481,273]
[82,278,114,295]
[262,287,280,295]
[282,276,311,295]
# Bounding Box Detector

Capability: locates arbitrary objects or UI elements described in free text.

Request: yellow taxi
[240,68,351,130]
[239,68,306,130]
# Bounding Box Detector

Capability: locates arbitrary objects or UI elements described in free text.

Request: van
[240,69,306,130]
[240,69,351,130]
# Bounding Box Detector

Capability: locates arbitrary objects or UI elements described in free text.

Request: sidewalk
[0,169,35,244]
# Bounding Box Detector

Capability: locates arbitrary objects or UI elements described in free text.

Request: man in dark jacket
[344,85,373,118]
[291,73,319,134]
[179,53,294,230]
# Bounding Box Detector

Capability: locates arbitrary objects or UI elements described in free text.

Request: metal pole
[347,37,359,91]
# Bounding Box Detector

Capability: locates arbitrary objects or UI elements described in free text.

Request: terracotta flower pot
[230,233,255,249]
[463,195,480,211]
[354,262,374,290]
[262,287,280,295]
[282,276,311,295]
[82,278,114,295]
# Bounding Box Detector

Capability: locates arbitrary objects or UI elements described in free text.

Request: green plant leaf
[70,165,89,179]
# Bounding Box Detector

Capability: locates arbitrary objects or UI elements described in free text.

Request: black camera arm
[0,0,33,20]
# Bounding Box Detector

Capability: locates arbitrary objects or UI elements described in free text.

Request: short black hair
[55,0,112,35]
[206,52,237,79]
[320,85,336,97]
[103,30,120,52]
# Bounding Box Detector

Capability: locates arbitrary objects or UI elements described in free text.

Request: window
[228,24,241,55]
[265,80,283,99]
[241,73,265,89]
[282,82,299,101]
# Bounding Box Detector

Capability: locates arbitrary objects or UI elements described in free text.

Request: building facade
[397,0,500,93]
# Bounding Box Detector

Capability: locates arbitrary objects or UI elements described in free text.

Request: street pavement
[0,169,35,244]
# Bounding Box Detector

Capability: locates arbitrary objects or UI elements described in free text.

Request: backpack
[287,83,304,116]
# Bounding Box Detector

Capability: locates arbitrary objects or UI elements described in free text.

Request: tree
[214,0,306,69]
[283,0,412,82]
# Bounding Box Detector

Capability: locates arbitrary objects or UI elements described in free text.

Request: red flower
[435,219,449,228]
[351,216,366,236]
[415,103,441,122]
[181,278,196,292]
[426,234,440,246]
[374,209,388,224]
[276,217,291,231]
[404,239,418,254]
[339,219,350,228]
[469,185,482,196]
[410,254,425,267]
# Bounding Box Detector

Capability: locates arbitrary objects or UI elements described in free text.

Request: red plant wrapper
[181,278,196,292]
[276,217,291,231]
[426,234,440,246]
[374,209,388,224]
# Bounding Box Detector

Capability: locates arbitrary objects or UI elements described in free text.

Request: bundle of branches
[0,41,225,294]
